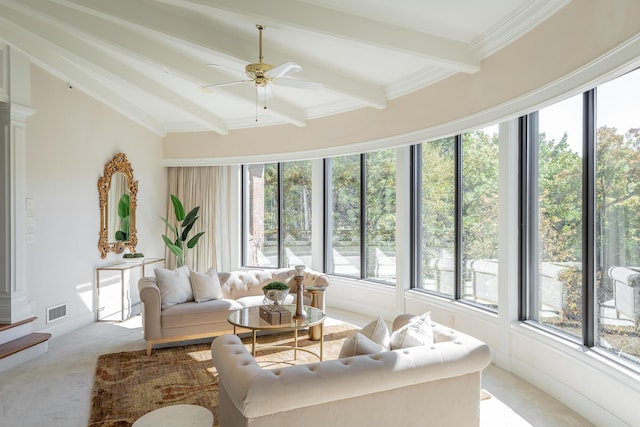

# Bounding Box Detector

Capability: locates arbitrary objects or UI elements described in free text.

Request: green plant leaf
[170,194,185,221]
[115,230,126,241]
[160,216,178,237]
[182,206,200,228]
[117,193,130,218]
[162,235,183,257]
[181,221,195,242]
[187,231,205,249]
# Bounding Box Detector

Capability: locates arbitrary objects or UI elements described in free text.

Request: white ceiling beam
[58,0,387,109]
[176,0,481,73]
[0,2,229,134]
[0,17,166,136]
[16,0,307,127]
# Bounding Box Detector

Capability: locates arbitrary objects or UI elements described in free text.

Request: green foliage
[114,193,130,241]
[160,194,205,267]
[263,281,289,290]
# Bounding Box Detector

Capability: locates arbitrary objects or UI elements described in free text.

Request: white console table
[96,258,164,321]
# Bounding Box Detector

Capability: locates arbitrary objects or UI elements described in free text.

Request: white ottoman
[132,404,213,427]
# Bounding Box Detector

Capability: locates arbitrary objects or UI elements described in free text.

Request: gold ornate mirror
[98,153,138,258]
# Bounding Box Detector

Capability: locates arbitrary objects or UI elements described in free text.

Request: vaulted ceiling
[0,0,569,136]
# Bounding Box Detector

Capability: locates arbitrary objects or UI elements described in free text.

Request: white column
[496,118,520,368]
[0,45,35,324]
[395,146,412,314]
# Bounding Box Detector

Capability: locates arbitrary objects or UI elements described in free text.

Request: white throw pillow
[389,312,434,349]
[339,333,387,358]
[190,269,223,302]
[339,316,390,358]
[155,266,193,309]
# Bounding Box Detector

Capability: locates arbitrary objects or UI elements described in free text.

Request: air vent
[46,303,67,323]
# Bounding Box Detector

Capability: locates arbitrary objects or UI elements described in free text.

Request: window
[461,127,500,308]
[595,69,640,363]
[414,127,499,310]
[243,161,312,268]
[365,150,397,282]
[416,138,456,297]
[529,95,584,339]
[325,149,397,283]
[244,163,279,267]
[282,161,313,268]
[523,68,640,366]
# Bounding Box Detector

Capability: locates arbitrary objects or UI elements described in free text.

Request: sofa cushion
[190,269,223,302]
[155,266,193,309]
[339,316,390,358]
[161,299,243,329]
[390,312,434,349]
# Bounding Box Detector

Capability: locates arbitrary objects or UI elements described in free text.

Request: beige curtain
[165,166,232,272]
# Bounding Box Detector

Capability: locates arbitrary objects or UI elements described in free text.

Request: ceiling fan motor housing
[246,63,274,86]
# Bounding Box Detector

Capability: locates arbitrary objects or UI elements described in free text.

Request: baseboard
[42,311,95,338]
[509,357,627,427]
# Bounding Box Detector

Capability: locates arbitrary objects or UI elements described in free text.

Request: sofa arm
[212,330,491,420]
[138,277,162,340]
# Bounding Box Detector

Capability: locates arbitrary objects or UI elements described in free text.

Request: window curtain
[165,166,232,272]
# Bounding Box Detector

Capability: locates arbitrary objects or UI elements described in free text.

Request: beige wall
[164,0,640,164]
[25,65,166,332]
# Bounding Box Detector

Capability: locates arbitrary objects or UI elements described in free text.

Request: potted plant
[262,281,290,308]
[122,251,145,263]
[160,194,205,268]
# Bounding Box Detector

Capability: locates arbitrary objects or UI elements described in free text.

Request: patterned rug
[87,323,358,427]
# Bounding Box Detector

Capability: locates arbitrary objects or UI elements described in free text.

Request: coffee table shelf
[227,305,326,360]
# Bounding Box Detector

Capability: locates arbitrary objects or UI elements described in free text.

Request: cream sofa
[211,314,492,427]
[138,267,329,355]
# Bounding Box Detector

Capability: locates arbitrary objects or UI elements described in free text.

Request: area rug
[87,323,358,427]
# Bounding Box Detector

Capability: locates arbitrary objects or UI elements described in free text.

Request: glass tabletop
[228,305,325,330]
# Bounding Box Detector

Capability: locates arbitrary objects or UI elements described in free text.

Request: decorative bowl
[263,288,289,309]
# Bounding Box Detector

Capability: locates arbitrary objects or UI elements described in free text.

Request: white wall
[25,65,166,334]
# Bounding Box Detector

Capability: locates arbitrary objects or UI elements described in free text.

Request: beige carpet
[88,323,358,427]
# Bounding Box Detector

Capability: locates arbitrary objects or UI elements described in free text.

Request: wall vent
[46,303,67,323]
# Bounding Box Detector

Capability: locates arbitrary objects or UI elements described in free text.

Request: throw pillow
[190,269,223,302]
[154,265,193,309]
[339,333,387,358]
[339,316,390,358]
[389,312,434,349]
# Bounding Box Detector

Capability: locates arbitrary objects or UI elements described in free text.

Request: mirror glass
[98,153,138,258]
[108,172,129,243]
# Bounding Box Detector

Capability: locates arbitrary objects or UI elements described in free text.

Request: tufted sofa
[211,314,492,427]
[138,267,329,355]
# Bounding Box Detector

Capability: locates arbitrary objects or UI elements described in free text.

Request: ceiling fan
[203,25,322,106]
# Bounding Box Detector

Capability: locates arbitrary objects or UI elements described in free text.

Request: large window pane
[596,69,640,364]
[328,155,361,276]
[535,95,583,338]
[462,127,500,309]
[283,161,312,268]
[419,138,456,296]
[245,163,278,267]
[365,149,397,283]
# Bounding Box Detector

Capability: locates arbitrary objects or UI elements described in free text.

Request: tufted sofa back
[218,268,329,300]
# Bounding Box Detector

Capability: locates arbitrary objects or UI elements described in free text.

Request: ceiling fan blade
[266,62,302,79]
[202,80,251,91]
[274,78,323,91]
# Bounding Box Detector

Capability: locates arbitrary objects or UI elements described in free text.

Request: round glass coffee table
[227,305,326,360]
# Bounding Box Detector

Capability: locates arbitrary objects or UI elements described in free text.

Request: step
[0,316,37,333]
[0,332,52,360]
